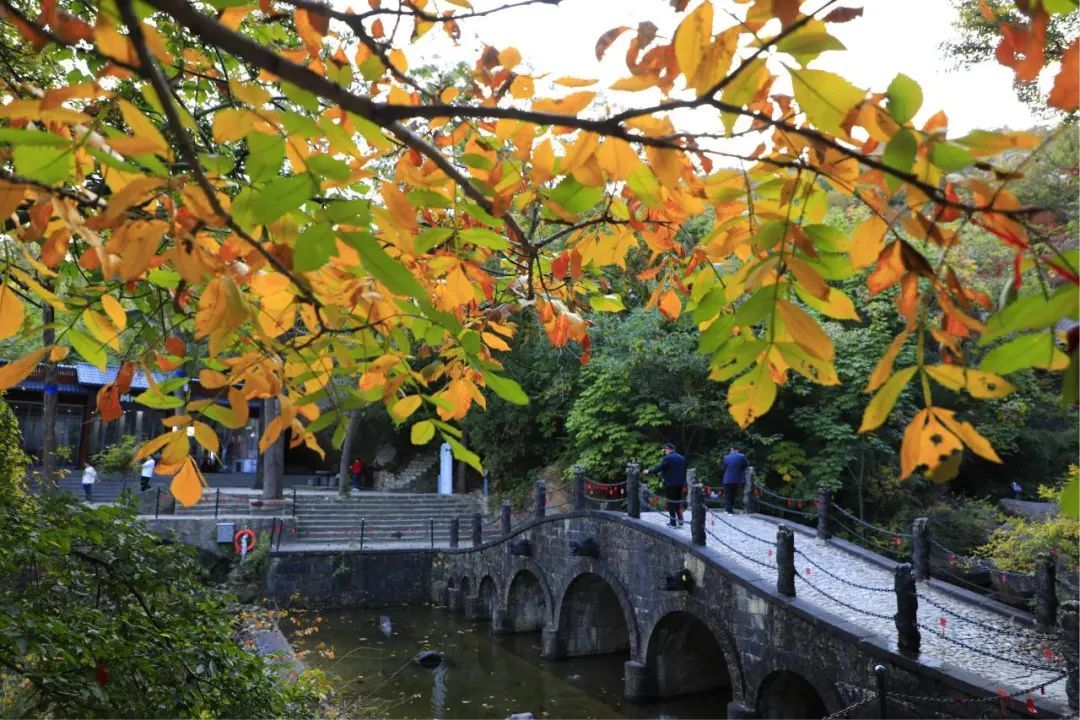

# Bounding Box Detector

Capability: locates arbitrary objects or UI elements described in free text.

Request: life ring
[233,529,257,554]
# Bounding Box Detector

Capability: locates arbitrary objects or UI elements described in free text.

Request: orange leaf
[97,384,122,423]
[658,289,682,320]
[0,348,48,391]
[170,456,206,508]
[596,26,630,60]
[0,285,25,340]
[867,240,904,295]
[1048,37,1079,112]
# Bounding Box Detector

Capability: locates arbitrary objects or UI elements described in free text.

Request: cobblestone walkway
[640,508,1070,707]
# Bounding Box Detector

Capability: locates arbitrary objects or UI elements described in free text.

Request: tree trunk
[261,397,284,500]
[252,401,265,490]
[338,410,361,497]
[41,303,58,489]
[454,428,468,494]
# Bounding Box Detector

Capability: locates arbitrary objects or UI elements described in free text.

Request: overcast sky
[393,0,1041,137]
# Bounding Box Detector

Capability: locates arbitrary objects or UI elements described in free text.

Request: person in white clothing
[81,464,97,502]
[140,456,156,491]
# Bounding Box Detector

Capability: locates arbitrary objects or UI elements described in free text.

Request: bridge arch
[639,596,745,704]
[501,566,552,633]
[477,575,498,620]
[550,558,639,658]
[754,668,831,719]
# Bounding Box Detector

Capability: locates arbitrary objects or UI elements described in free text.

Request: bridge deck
[640,508,1069,707]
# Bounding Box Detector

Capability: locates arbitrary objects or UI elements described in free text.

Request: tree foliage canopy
[0,0,1076,505]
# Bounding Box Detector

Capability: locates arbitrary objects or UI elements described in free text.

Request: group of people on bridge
[643,443,752,527]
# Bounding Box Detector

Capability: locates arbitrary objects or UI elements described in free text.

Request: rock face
[998,498,1058,522]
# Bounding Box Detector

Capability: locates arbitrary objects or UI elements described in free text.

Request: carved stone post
[1035,553,1057,631]
[501,500,512,536]
[471,512,482,547]
[777,525,795,597]
[1060,601,1078,711]
[894,563,920,656]
[626,462,641,519]
[912,518,930,581]
[574,465,586,511]
[533,481,546,519]
[816,487,832,540]
[449,517,459,548]
[690,484,705,546]
[745,470,757,514]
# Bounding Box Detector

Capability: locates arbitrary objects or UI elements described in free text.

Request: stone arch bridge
[267,507,1074,718]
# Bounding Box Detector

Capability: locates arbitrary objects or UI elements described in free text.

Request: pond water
[285,605,732,719]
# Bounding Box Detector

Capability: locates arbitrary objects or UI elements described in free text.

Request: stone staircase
[289,492,482,545]
[374,451,439,492]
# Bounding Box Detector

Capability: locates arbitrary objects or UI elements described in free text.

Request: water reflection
[285,605,732,719]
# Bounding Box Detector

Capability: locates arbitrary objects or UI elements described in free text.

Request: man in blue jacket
[722,445,749,514]
[644,442,686,528]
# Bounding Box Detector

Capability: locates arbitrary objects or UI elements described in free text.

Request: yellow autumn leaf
[851,215,888,269]
[790,68,865,137]
[859,366,917,433]
[532,92,596,115]
[933,408,1002,464]
[866,331,910,392]
[411,419,435,445]
[0,347,49,391]
[777,299,834,361]
[787,256,829,300]
[674,1,712,81]
[658,289,682,320]
[728,362,777,429]
[119,100,167,155]
[100,295,127,332]
[390,395,422,422]
[482,332,511,352]
[170,456,206,508]
[199,369,229,389]
[192,421,220,454]
[0,285,25,339]
[925,365,1015,399]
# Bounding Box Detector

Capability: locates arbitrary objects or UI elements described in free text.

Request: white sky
[391,0,1040,138]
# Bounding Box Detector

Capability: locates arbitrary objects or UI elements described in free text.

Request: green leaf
[443,434,483,473]
[776,27,845,65]
[546,176,603,215]
[459,202,504,228]
[0,128,69,146]
[461,153,494,170]
[1060,471,1079,519]
[282,82,321,112]
[980,286,1079,345]
[250,174,317,225]
[929,142,973,172]
[68,329,106,369]
[483,371,529,405]
[626,166,661,208]
[804,224,850,253]
[306,410,339,434]
[293,222,335,272]
[882,128,917,192]
[14,145,73,185]
[411,420,435,445]
[246,133,284,184]
[979,333,1068,374]
[147,268,180,290]
[323,198,371,225]
[790,68,865,136]
[589,294,626,312]
[415,227,454,254]
[199,153,234,175]
[135,389,185,410]
[305,154,351,181]
[459,227,510,251]
[886,73,922,125]
[459,329,482,355]
[407,189,452,209]
[709,338,765,382]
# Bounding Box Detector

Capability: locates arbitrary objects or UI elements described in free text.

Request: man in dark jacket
[644,442,687,528]
[722,446,749,514]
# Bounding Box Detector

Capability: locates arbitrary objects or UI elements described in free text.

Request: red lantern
[95,661,109,686]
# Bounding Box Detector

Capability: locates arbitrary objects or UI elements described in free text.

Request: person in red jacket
[350,458,363,492]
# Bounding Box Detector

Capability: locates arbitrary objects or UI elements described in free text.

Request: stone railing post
[744,470,757,514]
[1035,553,1057,630]
[626,462,641,519]
[912,517,930,581]
[471,512,482,547]
[533,481,546,519]
[894,563,920,656]
[1060,600,1078,711]
[690,484,705,546]
[816,486,831,540]
[777,525,795,596]
[573,465,586,511]
[449,517,459,548]
[500,500,512,536]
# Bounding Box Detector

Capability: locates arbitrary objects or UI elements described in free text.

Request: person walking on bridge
[643,442,686,528]
[722,446,748,514]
